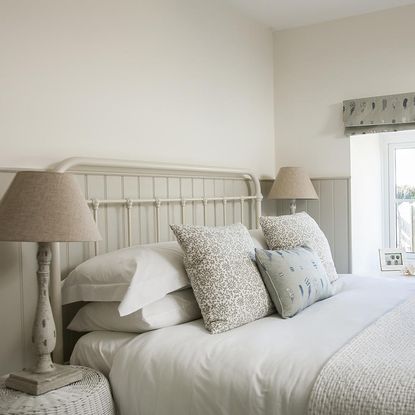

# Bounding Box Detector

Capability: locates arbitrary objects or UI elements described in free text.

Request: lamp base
[289,199,297,215]
[5,364,82,395]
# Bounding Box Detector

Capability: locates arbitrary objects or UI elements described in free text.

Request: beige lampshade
[268,167,318,200]
[0,171,101,242]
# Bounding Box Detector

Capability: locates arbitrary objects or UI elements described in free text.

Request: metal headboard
[50,157,263,362]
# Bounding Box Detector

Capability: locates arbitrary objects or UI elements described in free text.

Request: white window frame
[382,133,415,257]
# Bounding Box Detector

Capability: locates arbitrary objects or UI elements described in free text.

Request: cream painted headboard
[51,157,263,362]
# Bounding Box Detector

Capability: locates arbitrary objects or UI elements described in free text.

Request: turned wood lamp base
[6,364,82,396]
[6,243,82,395]
[289,199,297,215]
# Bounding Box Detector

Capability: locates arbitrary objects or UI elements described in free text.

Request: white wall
[274,4,415,178]
[350,134,383,275]
[0,0,275,177]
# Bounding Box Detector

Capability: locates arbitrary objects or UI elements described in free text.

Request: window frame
[383,135,415,257]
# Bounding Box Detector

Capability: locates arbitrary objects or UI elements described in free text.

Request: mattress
[71,274,415,415]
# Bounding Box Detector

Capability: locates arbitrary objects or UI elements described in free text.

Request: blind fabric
[343,92,415,136]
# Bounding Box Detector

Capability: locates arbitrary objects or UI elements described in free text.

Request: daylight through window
[390,144,415,253]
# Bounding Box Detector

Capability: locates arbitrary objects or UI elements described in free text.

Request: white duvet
[72,275,415,415]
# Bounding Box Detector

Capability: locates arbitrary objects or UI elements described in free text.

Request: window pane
[395,148,415,252]
[397,201,414,252]
[396,148,415,199]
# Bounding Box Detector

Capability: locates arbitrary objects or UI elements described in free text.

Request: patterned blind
[343,92,415,136]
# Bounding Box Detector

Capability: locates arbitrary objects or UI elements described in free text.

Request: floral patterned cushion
[256,246,333,318]
[260,213,338,283]
[170,223,274,334]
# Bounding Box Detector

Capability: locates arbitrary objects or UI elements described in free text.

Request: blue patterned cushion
[255,246,333,318]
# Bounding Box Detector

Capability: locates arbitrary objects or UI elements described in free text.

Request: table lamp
[0,171,101,395]
[268,167,318,214]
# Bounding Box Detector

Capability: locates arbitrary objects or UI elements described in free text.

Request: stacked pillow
[62,241,190,315]
[63,241,198,333]
[64,213,336,333]
[68,289,201,333]
[63,230,269,333]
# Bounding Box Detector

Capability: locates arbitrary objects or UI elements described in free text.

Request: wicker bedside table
[0,366,115,415]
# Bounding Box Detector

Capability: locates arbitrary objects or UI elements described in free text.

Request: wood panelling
[0,171,350,375]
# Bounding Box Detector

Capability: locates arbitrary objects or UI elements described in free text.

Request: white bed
[70,274,415,415]
[57,158,415,414]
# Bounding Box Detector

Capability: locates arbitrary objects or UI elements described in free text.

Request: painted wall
[0,0,275,177]
[273,4,415,178]
[350,134,383,275]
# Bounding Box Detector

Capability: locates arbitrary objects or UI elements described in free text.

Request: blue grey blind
[343,92,415,136]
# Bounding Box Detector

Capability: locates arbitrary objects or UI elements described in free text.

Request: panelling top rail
[50,157,263,364]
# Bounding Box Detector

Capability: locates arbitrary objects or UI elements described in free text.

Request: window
[387,141,415,253]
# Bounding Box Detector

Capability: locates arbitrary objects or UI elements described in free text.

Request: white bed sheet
[70,331,136,377]
[71,274,415,415]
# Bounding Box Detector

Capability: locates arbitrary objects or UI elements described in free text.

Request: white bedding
[71,274,415,415]
[70,331,136,377]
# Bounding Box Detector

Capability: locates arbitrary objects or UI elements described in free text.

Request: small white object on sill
[402,264,415,276]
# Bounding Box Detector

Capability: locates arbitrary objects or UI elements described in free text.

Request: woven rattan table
[0,366,115,415]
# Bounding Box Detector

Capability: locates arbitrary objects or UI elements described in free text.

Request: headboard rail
[50,157,263,363]
[87,194,257,254]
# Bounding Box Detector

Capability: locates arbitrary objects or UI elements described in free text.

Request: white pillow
[61,241,190,316]
[67,289,201,333]
[62,232,266,316]
[249,228,268,250]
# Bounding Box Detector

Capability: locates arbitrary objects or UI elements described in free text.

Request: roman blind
[343,92,415,136]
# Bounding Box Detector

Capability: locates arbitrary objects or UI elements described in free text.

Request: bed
[69,274,415,415]
[52,158,415,415]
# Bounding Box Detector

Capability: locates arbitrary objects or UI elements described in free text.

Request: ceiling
[224,0,415,30]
